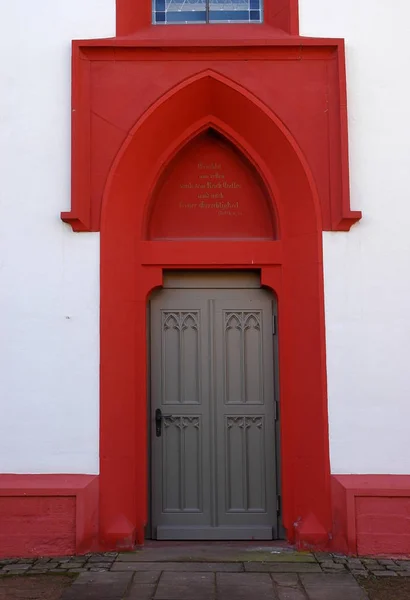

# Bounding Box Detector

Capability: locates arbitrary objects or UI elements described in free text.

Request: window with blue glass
[153,0,263,24]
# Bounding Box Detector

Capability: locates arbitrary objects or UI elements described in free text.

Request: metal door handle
[155,409,163,437]
[155,409,173,437]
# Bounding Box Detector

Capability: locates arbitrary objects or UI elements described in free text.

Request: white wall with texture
[300,0,410,474]
[0,0,115,473]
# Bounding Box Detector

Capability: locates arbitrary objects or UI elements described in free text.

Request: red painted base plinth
[3,474,410,557]
[332,475,410,556]
[0,475,98,558]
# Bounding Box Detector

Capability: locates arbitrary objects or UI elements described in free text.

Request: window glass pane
[153,0,207,24]
[209,1,262,23]
[153,0,263,24]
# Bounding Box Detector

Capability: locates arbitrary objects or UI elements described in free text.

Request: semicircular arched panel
[147,129,276,241]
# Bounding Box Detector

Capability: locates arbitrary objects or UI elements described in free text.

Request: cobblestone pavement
[2,546,410,599]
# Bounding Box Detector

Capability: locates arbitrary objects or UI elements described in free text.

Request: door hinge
[272,314,277,335]
[276,494,282,516]
[274,400,280,422]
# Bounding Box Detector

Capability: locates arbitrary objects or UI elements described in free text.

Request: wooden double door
[150,272,279,540]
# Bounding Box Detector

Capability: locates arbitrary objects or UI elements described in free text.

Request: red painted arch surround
[98,70,332,549]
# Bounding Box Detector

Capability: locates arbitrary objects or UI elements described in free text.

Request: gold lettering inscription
[197,192,224,199]
[179,202,198,209]
[177,159,243,217]
[180,180,241,190]
[180,183,206,189]
[179,201,239,210]
[199,172,225,180]
[198,162,221,170]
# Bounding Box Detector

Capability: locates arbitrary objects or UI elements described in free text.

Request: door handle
[155,409,173,437]
[155,408,163,437]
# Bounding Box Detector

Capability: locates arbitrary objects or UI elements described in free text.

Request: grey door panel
[150,283,277,540]
[213,295,276,534]
[151,293,212,530]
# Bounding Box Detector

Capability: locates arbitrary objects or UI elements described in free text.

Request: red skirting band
[0,475,98,558]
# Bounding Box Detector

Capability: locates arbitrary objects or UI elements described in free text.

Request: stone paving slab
[154,572,215,600]
[217,572,275,600]
[218,572,273,584]
[300,573,368,600]
[68,572,131,586]
[126,584,156,600]
[132,572,162,584]
[276,585,307,600]
[271,573,309,600]
[60,572,133,600]
[111,561,243,572]
[244,561,322,573]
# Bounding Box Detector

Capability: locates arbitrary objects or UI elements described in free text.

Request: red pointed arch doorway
[95,71,333,550]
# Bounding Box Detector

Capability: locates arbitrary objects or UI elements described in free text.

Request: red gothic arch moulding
[94,71,332,549]
[60,9,362,552]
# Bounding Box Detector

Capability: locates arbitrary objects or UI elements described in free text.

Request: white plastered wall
[0,1,115,473]
[299,0,410,473]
